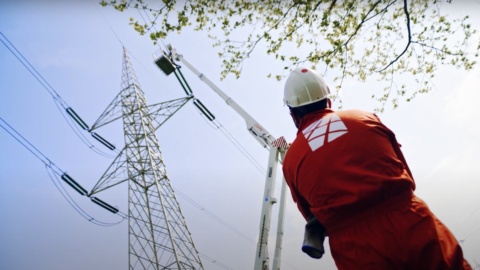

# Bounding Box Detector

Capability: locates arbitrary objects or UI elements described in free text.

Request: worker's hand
[302,214,326,259]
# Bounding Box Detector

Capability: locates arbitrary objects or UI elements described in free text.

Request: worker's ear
[327,98,332,109]
[289,109,301,129]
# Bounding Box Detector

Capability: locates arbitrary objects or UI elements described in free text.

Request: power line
[456,194,480,235]
[0,117,127,226]
[0,32,119,157]
[0,117,55,168]
[52,97,118,158]
[138,6,168,50]
[192,105,267,175]
[174,186,299,270]
[193,106,288,194]
[460,215,480,239]
[46,166,127,226]
[0,35,66,106]
[92,0,125,47]
[199,253,234,270]
[174,188,256,244]
[216,121,266,173]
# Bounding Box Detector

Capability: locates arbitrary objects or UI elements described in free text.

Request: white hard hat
[284,67,330,108]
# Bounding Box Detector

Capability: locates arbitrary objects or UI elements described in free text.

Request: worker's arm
[390,136,414,180]
[287,181,312,221]
[283,163,327,258]
[288,182,327,259]
[373,114,415,184]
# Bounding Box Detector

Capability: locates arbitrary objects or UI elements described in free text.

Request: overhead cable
[0,32,118,156]
[46,166,127,226]
[92,0,125,47]
[52,96,118,158]
[167,57,290,193]
[199,253,235,270]
[0,33,67,107]
[174,188,256,244]
[0,117,127,226]
[192,100,290,194]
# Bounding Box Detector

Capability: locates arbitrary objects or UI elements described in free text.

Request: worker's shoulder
[336,109,377,121]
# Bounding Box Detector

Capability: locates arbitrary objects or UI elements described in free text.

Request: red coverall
[282,109,471,270]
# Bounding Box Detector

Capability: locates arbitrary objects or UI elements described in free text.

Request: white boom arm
[169,46,276,148]
[167,45,288,270]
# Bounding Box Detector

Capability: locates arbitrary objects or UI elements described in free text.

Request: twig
[411,41,463,56]
[377,0,411,72]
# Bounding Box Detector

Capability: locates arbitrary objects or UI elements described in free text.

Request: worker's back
[283,108,415,233]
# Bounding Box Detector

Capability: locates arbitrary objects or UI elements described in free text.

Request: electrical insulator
[91,132,116,150]
[91,197,119,214]
[193,99,215,121]
[61,173,88,196]
[66,107,89,130]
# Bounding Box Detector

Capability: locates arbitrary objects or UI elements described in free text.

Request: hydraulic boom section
[154,45,289,270]
[155,44,275,148]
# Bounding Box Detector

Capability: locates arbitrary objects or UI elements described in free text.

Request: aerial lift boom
[155,44,289,270]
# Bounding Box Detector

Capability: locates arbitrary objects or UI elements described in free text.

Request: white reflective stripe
[303,119,322,135]
[303,114,348,151]
[331,113,341,122]
[329,121,347,132]
[308,135,325,151]
[327,131,347,143]
[309,124,328,140]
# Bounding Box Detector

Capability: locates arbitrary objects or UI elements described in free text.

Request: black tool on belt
[302,214,326,259]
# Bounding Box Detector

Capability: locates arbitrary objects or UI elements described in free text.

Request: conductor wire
[0,32,67,107]
[0,117,126,226]
[0,32,119,157]
[46,166,127,227]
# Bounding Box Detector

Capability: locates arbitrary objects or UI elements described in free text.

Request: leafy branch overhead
[101,0,479,112]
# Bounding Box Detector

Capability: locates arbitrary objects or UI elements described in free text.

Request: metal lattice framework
[90,47,204,270]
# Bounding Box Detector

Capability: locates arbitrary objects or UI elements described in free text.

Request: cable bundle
[0,32,117,157]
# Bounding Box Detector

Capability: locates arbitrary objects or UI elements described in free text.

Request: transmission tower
[89,47,204,270]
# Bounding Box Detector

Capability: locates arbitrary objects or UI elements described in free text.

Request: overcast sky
[1,1,480,270]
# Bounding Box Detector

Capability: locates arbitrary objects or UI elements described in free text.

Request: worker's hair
[289,98,328,119]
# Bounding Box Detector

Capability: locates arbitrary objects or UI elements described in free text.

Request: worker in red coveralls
[282,67,472,270]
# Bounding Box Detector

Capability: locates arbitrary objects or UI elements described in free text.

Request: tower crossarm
[147,97,192,130]
[89,96,191,196]
[89,145,148,195]
[90,94,191,132]
[89,84,132,132]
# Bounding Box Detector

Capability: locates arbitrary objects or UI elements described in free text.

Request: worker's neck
[295,107,334,129]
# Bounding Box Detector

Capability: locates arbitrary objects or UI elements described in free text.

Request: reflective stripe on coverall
[282,109,471,270]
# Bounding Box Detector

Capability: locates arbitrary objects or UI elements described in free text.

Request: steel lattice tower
[89,48,204,270]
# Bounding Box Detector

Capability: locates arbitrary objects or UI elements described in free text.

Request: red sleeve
[373,114,415,187]
[285,175,312,221]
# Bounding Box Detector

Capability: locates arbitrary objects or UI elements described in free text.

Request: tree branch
[377,0,411,72]
[270,1,324,52]
[364,0,398,23]
[411,41,463,56]
[295,0,382,66]
[343,0,382,46]
[239,3,299,61]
